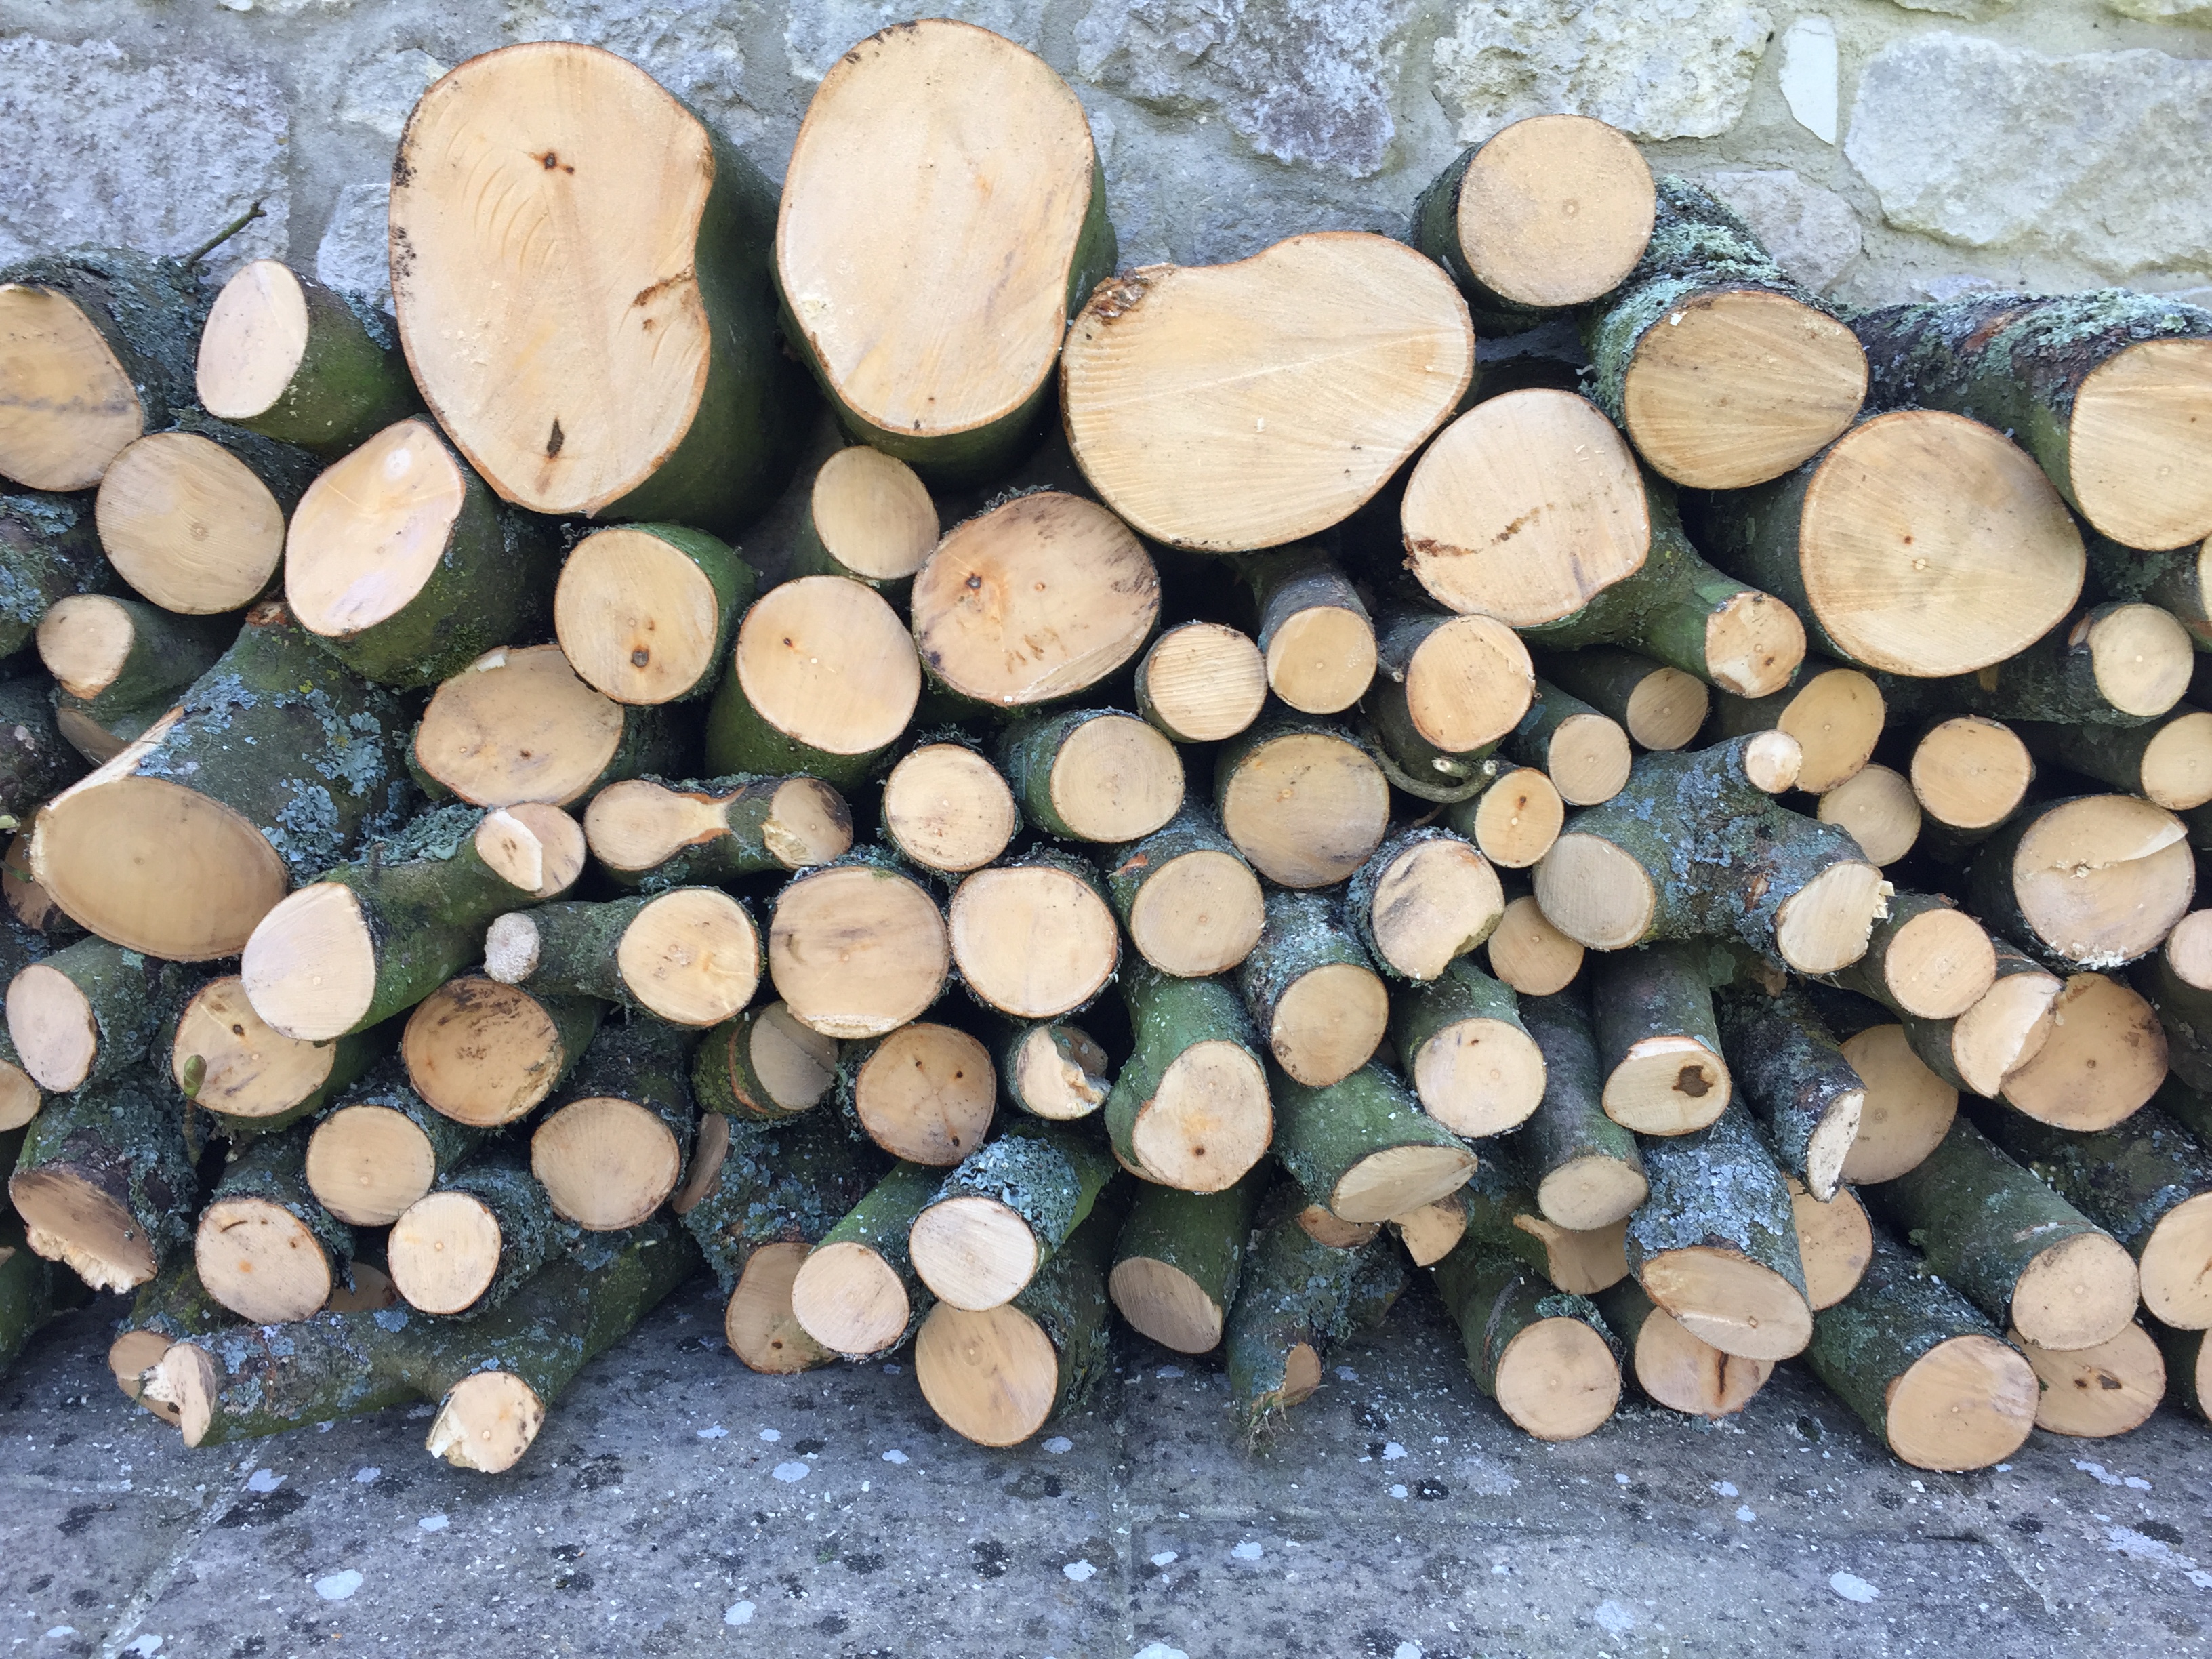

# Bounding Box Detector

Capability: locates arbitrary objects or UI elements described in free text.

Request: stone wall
[3,0,2207,316]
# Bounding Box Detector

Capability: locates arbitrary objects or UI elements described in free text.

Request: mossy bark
[47,598,233,731]
[810,1160,944,1357]
[0,1217,74,1375]
[223,270,420,453]
[9,1076,199,1290]
[2152,1073,2212,1147]
[994,709,1161,842]
[1004,1199,1120,1433]
[1589,941,1724,1107]
[1965,1100,2212,1277]
[1104,962,1267,1184]
[1237,888,1378,1046]
[1225,1189,1406,1435]
[1361,603,1506,799]
[1269,1062,1471,1221]
[1713,984,1861,1200]
[1345,825,1499,980]
[550,1017,697,1164]
[1453,1154,1576,1284]
[207,1124,356,1288]
[1431,1235,1618,1406]
[0,676,87,817]
[118,1258,237,1353]
[1507,988,1646,1221]
[1873,607,2175,728]
[922,1118,1119,1280]
[495,890,758,1015]
[1626,1103,1808,1303]
[0,491,117,659]
[1109,1170,1267,1353]
[682,1111,886,1291]
[691,1004,827,1125]
[424,1151,572,1315]
[1391,956,1530,1094]
[702,657,890,794]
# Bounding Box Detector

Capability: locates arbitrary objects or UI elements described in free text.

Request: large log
[1881,602,2194,728]
[5,934,186,1094]
[197,260,419,453]
[1825,890,1994,1023]
[949,850,1121,1020]
[782,447,939,592]
[1967,794,2194,973]
[2012,1322,2167,1439]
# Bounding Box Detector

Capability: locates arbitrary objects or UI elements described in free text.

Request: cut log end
[1469,769,1563,870]
[1109,1255,1225,1353]
[1632,1304,1771,1419]
[1265,603,1377,718]
[0,1059,39,1132]
[851,1023,995,1166]
[110,1328,178,1417]
[1818,764,1919,867]
[1533,834,1655,952]
[1536,1154,1650,1233]
[99,430,287,616]
[1367,836,1504,981]
[1771,858,1887,975]
[1624,666,1708,752]
[736,576,919,757]
[1141,623,1268,743]
[1456,114,1654,309]
[1777,668,1884,795]
[1126,850,1265,979]
[909,1195,1041,1311]
[749,1002,841,1115]
[1547,711,1633,806]
[669,1109,730,1215]
[1639,1246,1813,1362]
[1269,961,1389,1087]
[240,882,377,1042]
[1411,1013,1548,1138]
[1885,905,1996,1021]
[1130,1040,1271,1193]
[306,1103,441,1227]
[403,977,577,1128]
[553,526,728,705]
[2142,1191,2212,1328]
[1390,1195,1469,1267]
[1042,715,1185,844]
[416,644,625,809]
[1740,729,1804,795]
[2013,796,2194,972]
[2001,973,2166,1130]
[2165,909,2212,991]
[1485,895,1584,996]
[388,1189,504,1315]
[1404,613,1534,752]
[10,1168,160,1291]
[1221,730,1390,889]
[1516,1213,1629,1296]
[197,258,310,423]
[2083,602,2193,718]
[617,888,762,1027]
[1788,1179,1872,1310]
[2068,335,2212,551]
[194,1195,335,1325]
[532,1096,684,1231]
[1496,1317,1621,1441]
[882,744,1017,873]
[1330,1143,1477,1227]
[1706,592,1806,701]
[1837,1025,1957,1186]
[1910,716,2032,832]
[428,1372,545,1474]
[1802,1090,1864,1203]
[1882,1334,2038,1471]
[1008,1025,1111,1121]
[2013,1322,2166,1439]
[36,594,135,700]
[150,1340,220,1448]
[2142,712,2212,812]
[792,1240,912,1358]
[770,865,949,1040]
[1603,1036,1729,1136]
[914,1298,1058,1448]
[289,419,468,641]
[487,804,588,899]
[726,1242,836,1374]
[0,281,144,491]
[6,961,98,1091]
[2008,1229,2139,1353]
[1298,1204,1380,1249]
[1620,289,1866,490]
[950,863,1120,1019]
[812,447,937,581]
[483,912,541,985]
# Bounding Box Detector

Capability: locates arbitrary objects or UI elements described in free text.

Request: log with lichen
[909,1118,1119,1310]
[583,773,852,888]
[1105,962,1272,1193]
[108,1258,237,1420]
[1107,1168,1267,1357]
[1236,886,1387,1088]
[1431,1235,1622,1440]
[0,490,117,661]
[1711,984,1864,1201]
[1507,987,1647,1229]
[789,1159,943,1360]
[193,1126,356,1324]
[5,935,190,1094]
[7,1075,199,1290]
[1269,1061,1476,1227]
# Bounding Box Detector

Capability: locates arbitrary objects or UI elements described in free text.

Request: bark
[43,598,232,733]
[1712,984,1863,1201]
[487,890,758,1015]
[1626,1103,1809,1340]
[0,676,87,817]
[1587,941,1727,1129]
[682,1111,886,1291]
[8,1076,199,1290]
[2154,1076,2212,1147]
[0,490,117,659]
[805,1160,944,1357]
[2155,1319,2209,1420]
[214,268,420,453]
[1109,1170,1267,1355]
[1507,989,1647,1225]
[1874,607,2182,727]
[999,1200,1119,1431]
[1269,1062,1474,1224]
[2021,708,2212,806]
[919,1118,1119,1287]
[0,1217,73,1376]
[1500,679,1619,797]
[2140,949,2212,1092]
[1236,888,1381,1066]
[12,935,185,1092]
[1105,962,1270,1187]
[1390,955,1539,1132]
[1225,1189,1406,1436]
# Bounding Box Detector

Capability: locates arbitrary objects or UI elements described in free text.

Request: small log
[173,975,385,1138]
[195,1127,355,1324]
[7,936,183,1093]
[1818,762,1921,863]
[998,707,1185,845]
[1835,1020,1957,1189]
[1865,1117,2139,1352]
[389,1152,567,1317]
[1104,806,1264,979]
[197,260,417,452]
[1136,621,1268,744]
[1235,888,1389,1087]
[586,773,851,887]
[2090,529,2212,653]
[840,1021,996,1166]
[1271,1062,1476,1225]
[1456,1156,1630,1295]
[1239,546,1376,717]
[2013,1322,2167,1439]
[1389,1195,1469,1267]
[1105,962,1271,1193]
[1881,602,2194,727]
[2023,706,2212,813]
[1109,1170,1267,1355]
[1063,234,1472,552]
[1509,988,1648,1230]
[996,1019,1112,1122]
[1534,648,1708,753]
[1412,113,1654,329]
[949,850,1121,1019]
[1593,1277,1768,1419]
[767,849,950,1040]
[402,975,603,1128]
[1786,1175,1872,1311]
[0,1027,41,1133]
[1708,661,1883,795]
[1997,972,2166,1132]
[879,739,1018,874]
[1500,680,1631,807]
[1803,1225,2037,1471]
[1712,985,1863,1200]
[94,417,318,615]
[1627,1103,1813,1361]
[790,1160,945,1359]
[485,888,761,1029]
[1483,893,1584,998]
[691,1002,840,1126]
[1390,956,1547,1137]
[1441,767,1561,872]
[37,596,228,735]
[554,523,754,706]
[1,832,74,943]
[909,1120,1118,1310]
[1432,1237,1622,1440]
[1586,177,1866,488]
[1214,714,1390,888]
[8,1076,197,1290]
[1587,941,1732,1136]
[1365,605,1532,798]
[530,1019,697,1231]
[1909,715,2034,843]
[783,447,938,592]
[304,1063,482,1227]
[0,489,113,659]
[1967,794,2194,972]
[108,1261,235,1423]
[1345,826,1503,983]
[1826,890,1994,1022]
[1224,1189,1406,1434]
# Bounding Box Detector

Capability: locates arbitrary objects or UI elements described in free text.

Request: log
[401,975,603,1128]
[244,802,585,1042]
[33,602,411,960]
[1235,888,1389,1088]
[766,849,950,1040]
[1534,647,1708,754]
[0,248,203,492]
[840,1021,996,1166]
[1804,1225,2038,1471]
[146,1219,701,1471]
[0,1027,41,1133]
[1500,680,1631,807]
[6,935,183,1092]
[1693,410,2083,677]
[1814,772,1918,878]
[1787,1176,1872,1310]
[197,260,418,452]
[949,849,1121,1019]
[1534,733,1887,975]
[1891,605,2194,732]
[1996,972,2166,1132]
[531,1019,697,1231]
[172,975,384,1137]
[1484,893,1584,998]
[304,1063,483,1227]
[0,678,87,821]
[996,1018,1112,1122]
[194,1127,354,1324]
[1214,715,1390,888]
[1626,1103,1813,1361]
[879,739,1018,874]
[1431,1237,1622,1440]
[1587,941,1731,1136]
[394,43,800,531]
[550,523,753,709]
[1853,289,2212,552]
[1391,956,1547,1137]
[389,1151,567,1317]
[108,1261,235,1422]
[0,489,113,660]
[1909,715,2034,840]
[1967,794,2194,972]
[790,1160,944,1359]
[1346,826,1503,982]
[702,575,919,790]
[915,1202,1116,1448]
[1446,766,1563,871]
[2013,1322,2167,1439]
[691,1001,840,1126]
[1063,234,1473,552]
[2144,923,2212,1094]
[2024,706,2212,813]
[1835,1020,1957,1189]
[484,888,761,1028]
[0,1216,74,1378]
[1239,546,1376,717]
[1891,936,2063,1103]
[1412,113,1654,330]
[1826,890,1994,1023]
[0,833,73,941]
[1504,989,1647,1230]
[1135,621,1268,744]
[1109,1170,1266,1355]
[777,21,1110,481]
[2154,1319,2211,1422]
[37,596,231,750]
[1103,806,1264,979]
[1708,662,1883,796]
[585,773,849,890]
[1456,1155,1631,1295]
[96,417,319,615]
[1390,1195,1469,1267]
[1584,176,1866,490]
[998,708,1185,845]
[7,1076,197,1290]
[1592,1277,1768,1419]
[1224,1190,1406,1434]
[1105,962,1271,1193]
[783,447,939,592]
[909,1119,1118,1309]
[1271,1062,1477,1225]
[909,492,1160,710]
[1865,1117,2139,1352]
[1713,985,1864,1201]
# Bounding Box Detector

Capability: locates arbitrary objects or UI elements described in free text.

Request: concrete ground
[2,1277,2207,1659]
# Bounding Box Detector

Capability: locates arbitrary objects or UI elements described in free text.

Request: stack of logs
[1,22,2209,1477]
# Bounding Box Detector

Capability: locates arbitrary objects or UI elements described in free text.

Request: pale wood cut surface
[1458,115,1654,309]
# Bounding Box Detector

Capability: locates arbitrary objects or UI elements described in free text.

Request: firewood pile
[2,23,2209,1477]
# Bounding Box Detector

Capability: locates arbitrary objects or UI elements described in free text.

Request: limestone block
[504,0,760,139]
[1431,0,1773,144]
[316,181,394,313]
[1701,169,1862,293]
[2105,0,2212,18]
[792,3,1045,81]
[1779,18,1838,145]
[0,38,289,279]
[338,49,447,141]
[1845,34,2212,279]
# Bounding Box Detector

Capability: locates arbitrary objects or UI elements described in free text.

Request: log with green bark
[1432,1235,1622,1440]
[7,1075,199,1290]
[994,1017,1113,1122]
[401,973,605,1130]
[304,1061,485,1226]
[1105,962,1271,1193]
[484,887,761,1029]
[1454,1153,1630,1295]
[144,1218,701,1471]
[194,1126,355,1324]
[196,260,419,453]
[0,674,87,818]
[1103,804,1265,979]
[108,1259,237,1421]
[1706,659,1884,795]
[242,802,585,1044]
[1534,733,1887,975]
[1803,1225,2039,1471]
[1864,1117,2139,1353]
[836,1019,996,1165]
[553,523,754,707]
[908,1119,1119,1310]
[1874,603,2193,729]
[4,934,188,1093]
[2020,704,2212,813]
[388,1150,571,1317]
[996,707,1185,846]
[531,1017,697,1231]
[879,735,1021,874]
[1108,1168,1267,1355]
[1235,886,1388,1088]
[1532,646,1709,754]
[0,489,116,660]
[1345,825,1504,982]
[1583,176,1866,491]
[1627,1102,1812,1361]
[1214,712,1391,888]
[1236,546,1378,715]
[29,600,413,961]
[781,445,939,593]
[0,247,205,493]
[690,1001,840,1126]
[37,596,233,762]
[789,1159,943,1359]
[1500,679,1631,806]
[1853,288,2212,553]
[1224,1188,1407,1436]
[1361,603,1532,800]
[1586,941,1731,1136]
[1269,1062,1476,1226]
[1507,988,1647,1229]
[948,846,1121,1020]
[1445,765,1564,872]
[171,975,389,1139]
[1712,984,1864,1201]
[1824,890,1995,1023]
[1966,792,2194,972]
[583,773,853,888]
[1592,1276,1770,1419]
[2088,531,2212,652]
[1390,954,1548,1137]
